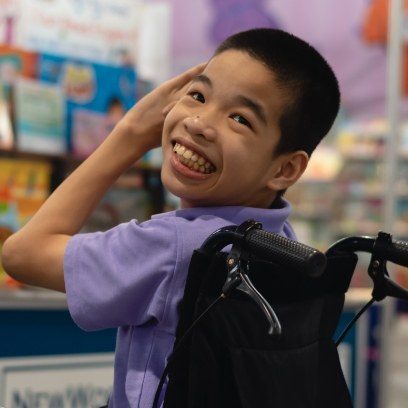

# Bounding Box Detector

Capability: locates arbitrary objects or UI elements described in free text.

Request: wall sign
[0,353,114,408]
[14,0,144,66]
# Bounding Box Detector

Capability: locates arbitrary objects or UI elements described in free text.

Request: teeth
[183,150,193,159]
[172,142,215,173]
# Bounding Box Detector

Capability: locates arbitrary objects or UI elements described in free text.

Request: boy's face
[161,50,288,208]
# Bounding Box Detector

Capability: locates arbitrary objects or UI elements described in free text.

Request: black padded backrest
[164,250,357,408]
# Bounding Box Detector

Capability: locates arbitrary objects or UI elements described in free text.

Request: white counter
[0,287,373,310]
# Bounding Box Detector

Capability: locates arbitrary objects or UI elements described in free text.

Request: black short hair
[215,28,340,157]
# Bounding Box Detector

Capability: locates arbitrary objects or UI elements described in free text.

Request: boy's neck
[179,194,282,209]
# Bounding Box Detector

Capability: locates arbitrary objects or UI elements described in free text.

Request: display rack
[287,2,407,405]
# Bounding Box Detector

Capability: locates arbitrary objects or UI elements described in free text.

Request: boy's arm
[2,64,205,292]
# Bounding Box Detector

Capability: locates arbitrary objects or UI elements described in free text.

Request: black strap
[152,295,224,408]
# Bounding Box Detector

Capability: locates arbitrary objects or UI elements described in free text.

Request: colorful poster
[72,108,116,158]
[14,78,66,154]
[15,0,144,66]
[39,53,136,149]
[0,46,38,89]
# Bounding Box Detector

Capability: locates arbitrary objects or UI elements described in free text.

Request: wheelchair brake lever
[236,270,282,336]
[222,263,282,336]
[385,275,408,301]
[369,258,408,301]
[220,220,282,336]
[368,232,408,302]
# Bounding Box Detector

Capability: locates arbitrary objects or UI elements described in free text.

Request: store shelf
[0,147,71,161]
[340,154,408,163]
[291,210,332,220]
[0,283,374,311]
[0,147,162,173]
[335,222,408,239]
[0,287,67,309]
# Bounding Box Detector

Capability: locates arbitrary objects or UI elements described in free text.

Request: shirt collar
[152,198,292,233]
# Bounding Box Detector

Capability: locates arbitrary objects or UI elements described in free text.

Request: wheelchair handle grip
[326,235,408,268]
[244,229,327,278]
[382,239,408,267]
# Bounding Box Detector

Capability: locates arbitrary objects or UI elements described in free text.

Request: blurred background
[0,0,407,407]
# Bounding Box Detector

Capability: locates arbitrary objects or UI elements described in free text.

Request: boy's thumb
[162,102,177,117]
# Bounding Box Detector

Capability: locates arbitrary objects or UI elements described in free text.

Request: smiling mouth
[172,143,216,174]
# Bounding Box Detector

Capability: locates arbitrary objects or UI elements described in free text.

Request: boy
[2,28,340,407]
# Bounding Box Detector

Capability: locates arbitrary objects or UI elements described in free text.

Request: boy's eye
[189,91,205,103]
[231,114,252,128]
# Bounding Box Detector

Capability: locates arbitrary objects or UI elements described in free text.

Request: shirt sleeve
[63,218,179,331]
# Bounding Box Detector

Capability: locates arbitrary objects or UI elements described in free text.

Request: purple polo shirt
[64,200,296,407]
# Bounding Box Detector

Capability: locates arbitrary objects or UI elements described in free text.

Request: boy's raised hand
[122,63,206,153]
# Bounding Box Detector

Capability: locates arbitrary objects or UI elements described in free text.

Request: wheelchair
[154,220,408,408]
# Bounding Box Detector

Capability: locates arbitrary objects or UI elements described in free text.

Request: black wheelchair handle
[326,235,408,268]
[389,240,408,267]
[201,226,327,278]
[245,229,327,277]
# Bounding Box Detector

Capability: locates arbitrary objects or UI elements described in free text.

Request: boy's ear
[266,150,309,191]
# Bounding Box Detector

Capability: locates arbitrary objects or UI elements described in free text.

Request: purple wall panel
[170,0,388,118]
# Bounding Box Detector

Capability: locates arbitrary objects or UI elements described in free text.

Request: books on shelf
[0,158,52,228]
[0,81,13,149]
[0,180,20,286]
[142,147,163,169]
[83,185,152,233]
[14,78,66,154]
[0,192,17,287]
[299,145,341,182]
[0,157,52,287]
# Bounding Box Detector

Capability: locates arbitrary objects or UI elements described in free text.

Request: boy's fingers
[171,62,207,86]
[162,101,177,116]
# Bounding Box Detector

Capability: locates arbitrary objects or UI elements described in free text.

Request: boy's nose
[183,115,216,141]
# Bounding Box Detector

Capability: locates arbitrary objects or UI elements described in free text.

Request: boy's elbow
[2,232,68,292]
[2,232,39,284]
[2,234,27,282]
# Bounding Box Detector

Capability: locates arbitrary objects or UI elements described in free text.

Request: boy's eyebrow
[191,74,267,125]
[233,95,268,126]
[191,74,212,87]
